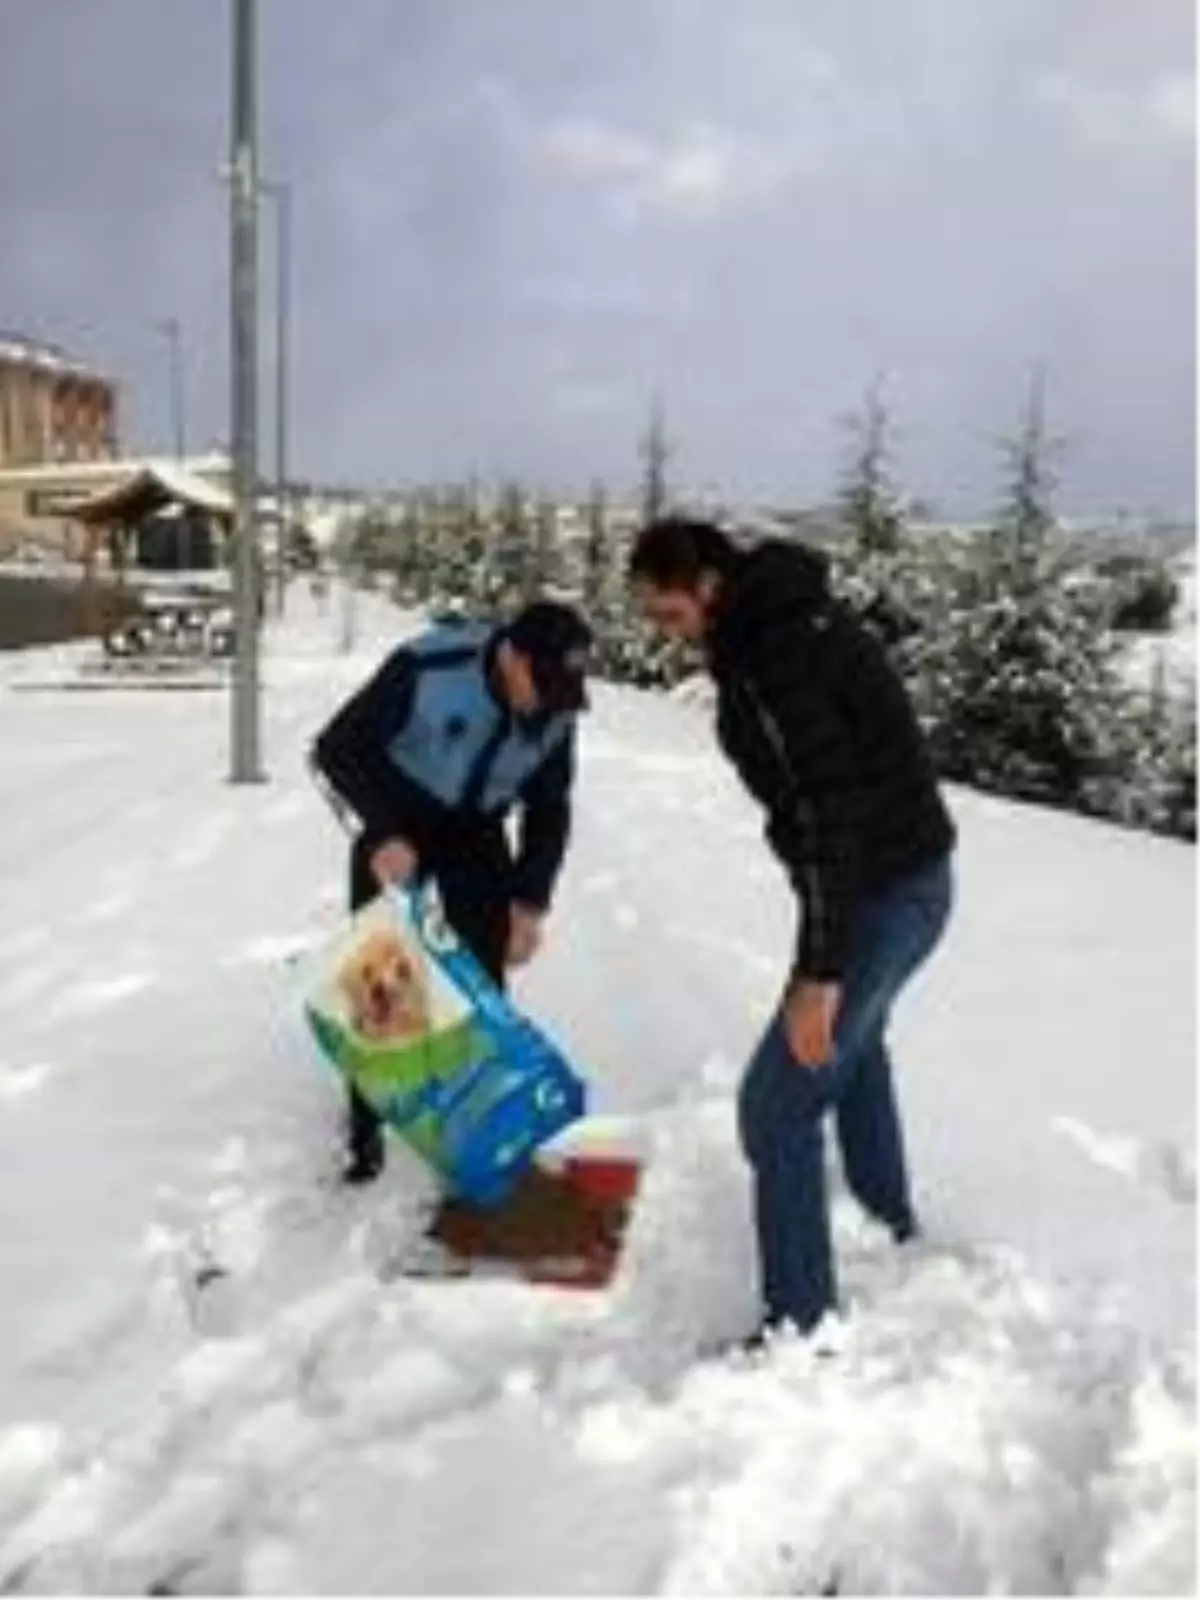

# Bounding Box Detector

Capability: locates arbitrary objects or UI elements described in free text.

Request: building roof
[0,332,97,379]
[0,452,229,493]
[73,462,234,525]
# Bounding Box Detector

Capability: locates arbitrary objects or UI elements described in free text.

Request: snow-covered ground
[0,586,1193,1595]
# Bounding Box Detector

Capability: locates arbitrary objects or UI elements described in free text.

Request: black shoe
[342,1130,385,1185]
[740,1322,775,1356]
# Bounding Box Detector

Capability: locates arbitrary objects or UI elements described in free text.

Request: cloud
[1034,71,1195,147]
[653,132,742,214]
[539,118,652,181]
[1148,74,1197,138]
[0,0,1191,511]
[539,117,739,218]
[531,36,851,222]
[1036,72,1132,146]
[537,104,864,224]
[548,376,634,418]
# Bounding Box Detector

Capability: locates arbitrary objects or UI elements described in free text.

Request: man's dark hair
[628,515,739,590]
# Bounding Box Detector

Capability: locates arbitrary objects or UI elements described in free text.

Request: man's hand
[506,904,545,968]
[783,980,842,1069]
[370,837,418,890]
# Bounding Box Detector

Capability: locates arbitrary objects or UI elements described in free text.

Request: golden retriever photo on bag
[337,926,431,1043]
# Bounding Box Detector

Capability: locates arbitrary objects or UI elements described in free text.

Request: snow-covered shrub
[1097,554,1180,635]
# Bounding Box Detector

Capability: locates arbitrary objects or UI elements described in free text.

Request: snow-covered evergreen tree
[1098,553,1179,633]
[837,377,903,557]
[910,377,1126,809]
[530,498,558,597]
[400,493,438,603]
[491,481,533,611]
[582,480,609,612]
[638,394,671,524]
[1087,686,1196,839]
[436,481,488,609]
[1147,692,1195,838]
[827,380,928,654]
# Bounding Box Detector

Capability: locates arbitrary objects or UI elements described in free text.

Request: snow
[1121,628,1196,705]
[0,584,1193,1595]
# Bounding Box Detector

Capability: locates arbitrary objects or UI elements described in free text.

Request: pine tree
[1088,682,1197,839]
[638,393,671,524]
[991,366,1056,585]
[408,492,440,603]
[1097,553,1179,634]
[420,488,446,598]
[913,373,1123,809]
[581,481,626,678]
[837,376,902,556]
[1152,694,1196,838]
[437,480,487,609]
[492,480,532,611]
[830,378,916,648]
[531,497,558,597]
[583,479,609,611]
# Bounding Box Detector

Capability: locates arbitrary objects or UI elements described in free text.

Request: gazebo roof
[73,463,234,526]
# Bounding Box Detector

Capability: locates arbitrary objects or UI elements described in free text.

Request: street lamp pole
[260,179,290,618]
[156,316,186,460]
[229,0,264,783]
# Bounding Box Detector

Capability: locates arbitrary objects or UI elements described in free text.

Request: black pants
[346,824,513,1149]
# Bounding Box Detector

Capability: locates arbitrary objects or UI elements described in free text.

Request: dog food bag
[304,887,586,1206]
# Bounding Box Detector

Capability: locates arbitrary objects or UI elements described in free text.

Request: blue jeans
[737,853,953,1333]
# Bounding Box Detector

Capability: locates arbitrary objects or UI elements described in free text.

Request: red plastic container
[563,1154,642,1204]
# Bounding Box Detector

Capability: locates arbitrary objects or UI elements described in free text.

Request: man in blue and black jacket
[311,600,592,1183]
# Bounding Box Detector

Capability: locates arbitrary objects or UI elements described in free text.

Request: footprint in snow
[580,871,620,895]
[263,790,308,823]
[0,1425,62,1529]
[57,972,157,1016]
[80,888,138,924]
[168,817,235,871]
[0,925,52,961]
[1151,1141,1197,1206]
[1054,1115,1196,1208]
[0,965,61,1009]
[222,932,324,970]
[0,1061,54,1100]
[126,799,165,824]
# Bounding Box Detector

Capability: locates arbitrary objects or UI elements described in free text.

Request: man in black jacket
[311,600,592,1183]
[630,516,955,1340]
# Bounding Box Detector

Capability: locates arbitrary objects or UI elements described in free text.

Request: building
[0,334,122,560]
[0,333,117,470]
[73,461,233,571]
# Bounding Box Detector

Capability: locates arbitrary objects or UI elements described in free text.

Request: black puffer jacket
[707,539,955,982]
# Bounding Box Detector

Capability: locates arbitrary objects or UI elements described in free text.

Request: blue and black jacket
[311,622,577,910]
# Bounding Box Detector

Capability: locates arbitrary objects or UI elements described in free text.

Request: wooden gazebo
[72,463,234,635]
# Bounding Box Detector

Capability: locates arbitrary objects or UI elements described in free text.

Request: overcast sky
[1,0,1194,514]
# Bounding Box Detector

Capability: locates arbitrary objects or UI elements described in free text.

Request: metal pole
[261,180,290,618]
[274,182,290,617]
[156,317,186,459]
[229,0,264,782]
